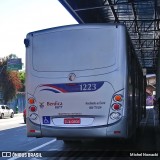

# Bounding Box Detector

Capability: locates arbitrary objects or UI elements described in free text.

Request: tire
[1,113,4,119]
[24,118,26,124]
[10,112,14,118]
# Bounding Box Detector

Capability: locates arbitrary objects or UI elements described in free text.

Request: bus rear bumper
[41,118,128,139]
[27,117,128,139]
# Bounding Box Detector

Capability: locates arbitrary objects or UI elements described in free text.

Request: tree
[18,71,25,92]
[0,54,23,103]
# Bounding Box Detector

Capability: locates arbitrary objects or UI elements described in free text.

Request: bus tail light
[108,90,123,124]
[27,94,40,124]
[114,95,122,102]
[30,113,38,120]
[28,97,35,104]
[110,112,121,120]
[112,103,121,110]
[29,105,37,112]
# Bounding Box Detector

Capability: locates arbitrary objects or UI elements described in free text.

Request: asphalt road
[0,108,160,160]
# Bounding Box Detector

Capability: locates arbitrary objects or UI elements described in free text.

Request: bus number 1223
[79,83,97,91]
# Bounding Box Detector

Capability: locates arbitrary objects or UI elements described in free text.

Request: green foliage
[18,71,25,92]
[8,54,18,59]
[0,54,24,103]
[2,71,16,103]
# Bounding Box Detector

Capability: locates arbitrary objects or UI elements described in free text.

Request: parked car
[23,108,26,123]
[0,105,14,119]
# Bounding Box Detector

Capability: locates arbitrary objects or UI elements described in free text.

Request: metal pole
[156,36,160,124]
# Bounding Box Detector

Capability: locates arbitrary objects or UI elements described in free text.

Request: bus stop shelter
[59,0,160,96]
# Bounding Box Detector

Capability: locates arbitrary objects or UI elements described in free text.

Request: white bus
[24,24,146,141]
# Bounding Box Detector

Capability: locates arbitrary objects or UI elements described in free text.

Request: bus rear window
[32,28,117,72]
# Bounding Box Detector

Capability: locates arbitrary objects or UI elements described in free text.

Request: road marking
[7,139,57,160]
[29,139,57,151]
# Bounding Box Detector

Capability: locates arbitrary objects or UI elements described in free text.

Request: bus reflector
[28,98,35,104]
[29,129,40,133]
[114,95,122,101]
[114,131,121,134]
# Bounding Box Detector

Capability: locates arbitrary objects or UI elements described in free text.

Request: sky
[0,0,78,67]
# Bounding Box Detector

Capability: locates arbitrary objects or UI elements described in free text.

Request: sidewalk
[153,107,160,151]
[14,112,23,117]
[142,106,160,151]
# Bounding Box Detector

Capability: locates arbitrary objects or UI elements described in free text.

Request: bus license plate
[64,118,81,124]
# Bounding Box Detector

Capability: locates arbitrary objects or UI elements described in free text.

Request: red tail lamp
[112,103,121,110]
[29,105,37,112]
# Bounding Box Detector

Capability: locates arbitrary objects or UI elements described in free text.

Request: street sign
[7,64,22,70]
[7,58,22,71]
[7,58,22,65]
